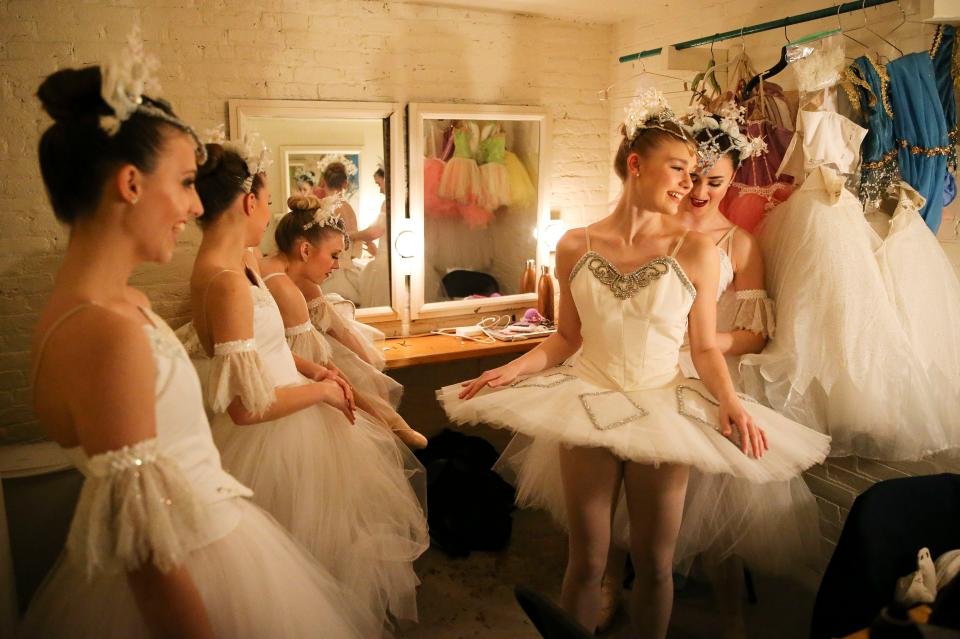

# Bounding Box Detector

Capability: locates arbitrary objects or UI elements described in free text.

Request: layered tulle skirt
[438,366,830,575]
[19,499,376,638]
[211,401,428,626]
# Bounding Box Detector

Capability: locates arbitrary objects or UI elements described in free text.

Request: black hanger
[741,24,791,101]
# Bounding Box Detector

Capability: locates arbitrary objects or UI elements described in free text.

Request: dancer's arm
[59,313,214,639]
[206,272,354,424]
[716,230,768,356]
[684,234,767,458]
[458,230,584,399]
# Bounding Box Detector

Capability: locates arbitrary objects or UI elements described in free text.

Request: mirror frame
[228,99,406,325]
[407,103,552,321]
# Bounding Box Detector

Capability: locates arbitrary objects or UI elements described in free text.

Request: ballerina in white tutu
[21,45,371,638]
[189,141,428,634]
[259,194,428,450]
[438,90,830,638]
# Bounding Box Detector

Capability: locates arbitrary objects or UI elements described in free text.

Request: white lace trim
[286,325,332,365]
[207,349,276,415]
[307,298,332,333]
[284,321,312,337]
[733,290,776,338]
[213,338,256,356]
[67,438,204,579]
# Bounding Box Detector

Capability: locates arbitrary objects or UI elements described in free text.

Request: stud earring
[131,195,139,204]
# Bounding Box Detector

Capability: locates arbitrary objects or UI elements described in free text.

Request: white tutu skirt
[438,367,829,576]
[19,499,376,639]
[211,402,428,626]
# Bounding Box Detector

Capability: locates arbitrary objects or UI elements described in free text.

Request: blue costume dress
[930,24,959,205]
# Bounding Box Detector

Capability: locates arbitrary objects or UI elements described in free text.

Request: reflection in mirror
[422,119,540,304]
[243,115,390,310]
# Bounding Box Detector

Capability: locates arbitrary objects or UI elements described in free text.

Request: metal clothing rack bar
[619,0,896,63]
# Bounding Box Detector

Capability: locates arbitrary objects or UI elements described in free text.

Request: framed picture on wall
[281,146,363,209]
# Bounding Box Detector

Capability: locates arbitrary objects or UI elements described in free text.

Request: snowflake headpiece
[298,193,351,248]
[99,26,206,162]
[295,168,318,186]
[622,89,688,143]
[683,102,767,172]
[206,124,272,193]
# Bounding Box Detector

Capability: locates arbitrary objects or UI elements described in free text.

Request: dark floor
[403,508,818,639]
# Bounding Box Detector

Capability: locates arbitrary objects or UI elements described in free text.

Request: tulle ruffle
[66,439,204,579]
[504,151,536,208]
[207,345,276,416]
[732,290,777,338]
[439,368,829,484]
[284,322,332,366]
[21,499,376,639]
[211,400,428,625]
[479,162,511,210]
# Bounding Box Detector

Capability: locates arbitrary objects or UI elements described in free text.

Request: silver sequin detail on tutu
[578,390,649,431]
[510,372,577,389]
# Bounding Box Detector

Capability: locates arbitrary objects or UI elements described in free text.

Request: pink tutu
[424,157,459,219]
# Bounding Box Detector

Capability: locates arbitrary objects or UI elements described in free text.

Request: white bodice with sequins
[569,250,696,391]
[64,311,252,545]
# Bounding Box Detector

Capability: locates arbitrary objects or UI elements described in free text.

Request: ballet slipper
[392,426,428,450]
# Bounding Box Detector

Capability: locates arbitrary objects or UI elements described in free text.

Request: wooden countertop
[381,333,547,369]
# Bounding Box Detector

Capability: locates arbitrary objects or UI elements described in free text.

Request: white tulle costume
[438,231,830,575]
[199,270,428,630]
[20,306,374,639]
[740,110,960,460]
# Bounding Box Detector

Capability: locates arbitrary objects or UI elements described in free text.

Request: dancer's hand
[316,379,355,424]
[459,363,522,399]
[719,399,768,458]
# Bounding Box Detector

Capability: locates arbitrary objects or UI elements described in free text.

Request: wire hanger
[742,23,791,101]
[598,61,689,101]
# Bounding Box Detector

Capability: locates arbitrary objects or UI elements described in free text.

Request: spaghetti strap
[262,272,284,283]
[716,226,736,248]
[670,230,690,258]
[31,303,102,386]
[198,269,244,343]
[584,225,592,252]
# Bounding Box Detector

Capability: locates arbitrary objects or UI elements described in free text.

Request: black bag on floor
[416,429,516,557]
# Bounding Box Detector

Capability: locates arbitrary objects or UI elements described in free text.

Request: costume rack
[619,0,897,63]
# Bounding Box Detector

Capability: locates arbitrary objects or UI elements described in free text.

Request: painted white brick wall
[611,0,960,564]
[0,0,613,443]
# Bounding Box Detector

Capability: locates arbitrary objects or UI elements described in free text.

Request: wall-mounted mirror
[408,103,551,320]
[228,100,405,324]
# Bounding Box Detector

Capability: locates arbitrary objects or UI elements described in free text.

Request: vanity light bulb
[394,230,418,259]
[543,221,566,252]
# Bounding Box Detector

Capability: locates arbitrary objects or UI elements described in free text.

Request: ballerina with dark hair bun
[21,31,371,639]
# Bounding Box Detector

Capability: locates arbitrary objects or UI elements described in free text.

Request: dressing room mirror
[229,100,405,324]
[408,103,551,320]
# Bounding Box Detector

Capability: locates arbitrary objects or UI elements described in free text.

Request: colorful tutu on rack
[504,151,536,208]
[479,162,511,210]
[439,157,482,205]
[424,157,459,219]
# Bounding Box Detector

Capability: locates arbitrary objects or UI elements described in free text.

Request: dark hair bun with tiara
[322,162,348,191]
[195,143,266,229]
[274,194,343,255]
[36,66,186,224]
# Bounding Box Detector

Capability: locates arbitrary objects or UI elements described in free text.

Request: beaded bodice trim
[569,251,696,301]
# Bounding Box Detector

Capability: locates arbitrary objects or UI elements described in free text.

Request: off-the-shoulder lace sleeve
[307,298,333,334]
[173,321,206,359]
[67,439,203,579]
[285,321,332,365]
[322,301,386,370]
[206,339,276,416]
[732,289,776,338]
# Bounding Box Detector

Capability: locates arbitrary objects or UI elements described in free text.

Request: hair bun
[37,67,110,124]
[198,143,226,177]
[287,194,322,212]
